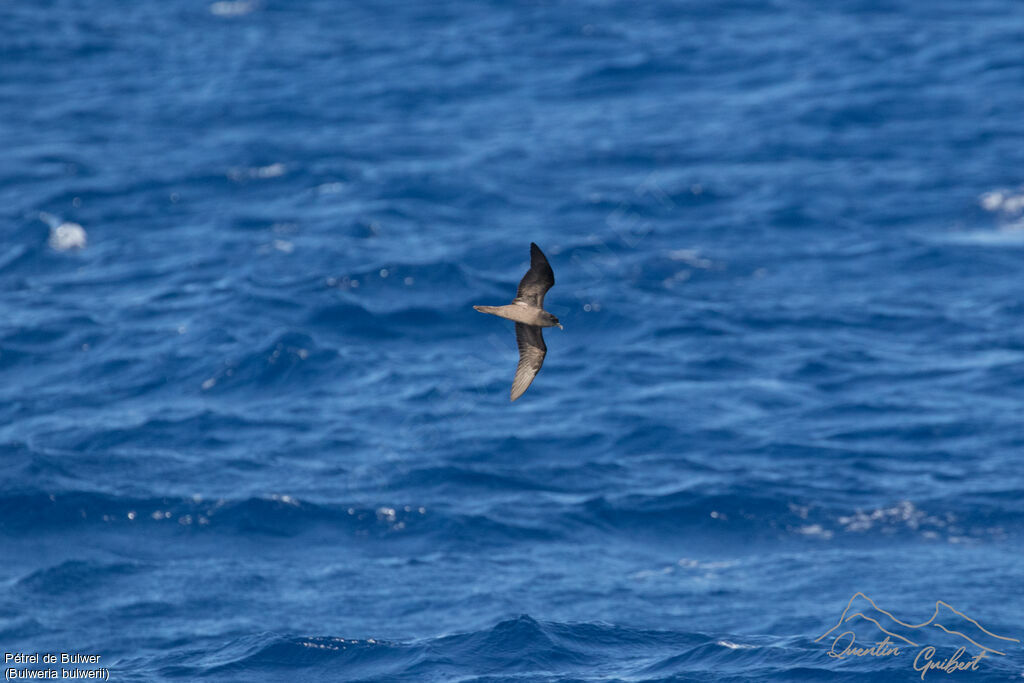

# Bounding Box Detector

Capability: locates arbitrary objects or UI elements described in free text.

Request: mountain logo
[815,592,1019,678]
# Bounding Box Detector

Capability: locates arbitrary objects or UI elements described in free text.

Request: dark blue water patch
[305,301,388,337]
[1,314,102,352]
[0,345,34,373]
[31,411,300,454]
[16,559,146,596]
[613,424,685,455]
[0,612,47,643]
[110,600,177,621]
[389,465,570,494]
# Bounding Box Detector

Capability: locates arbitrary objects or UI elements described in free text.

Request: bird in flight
[474,242,562,401]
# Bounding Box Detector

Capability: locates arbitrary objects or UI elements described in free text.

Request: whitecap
[979,188,1024,215]
[796,524,834,540]
[227,162,286,182]
[255,162,285,178]
[210,1,256,17]
[717,640,757,649]
[48,222,87,251]
[668,248,713,268]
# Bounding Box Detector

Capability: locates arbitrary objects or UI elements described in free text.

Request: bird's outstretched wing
[511,323,546,401]
[514,242,555,308]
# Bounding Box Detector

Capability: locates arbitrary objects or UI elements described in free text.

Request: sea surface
[2,1,1024,681]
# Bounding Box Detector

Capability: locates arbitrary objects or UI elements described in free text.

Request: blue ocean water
[2,0,1024,680]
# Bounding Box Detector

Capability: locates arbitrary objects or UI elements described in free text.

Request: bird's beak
[557,324,564,330]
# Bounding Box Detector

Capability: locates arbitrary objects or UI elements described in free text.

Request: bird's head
[541,311,562,329]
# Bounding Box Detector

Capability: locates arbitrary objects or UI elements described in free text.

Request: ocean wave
[123,616,924,681]
[141,617,697,680]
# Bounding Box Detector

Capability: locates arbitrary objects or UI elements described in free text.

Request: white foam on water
[796,524,834,540]
[980,189,1024,215]
[227,162,286,182]
[48,222,87,251]
[210,1,256,17]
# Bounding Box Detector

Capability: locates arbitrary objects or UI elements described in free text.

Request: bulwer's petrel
[474,242,562,401]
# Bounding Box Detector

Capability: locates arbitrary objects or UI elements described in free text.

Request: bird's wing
[511,323,546,401]
[514,242,555,308]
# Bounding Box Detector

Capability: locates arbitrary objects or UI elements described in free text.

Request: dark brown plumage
[473,242,561,401]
